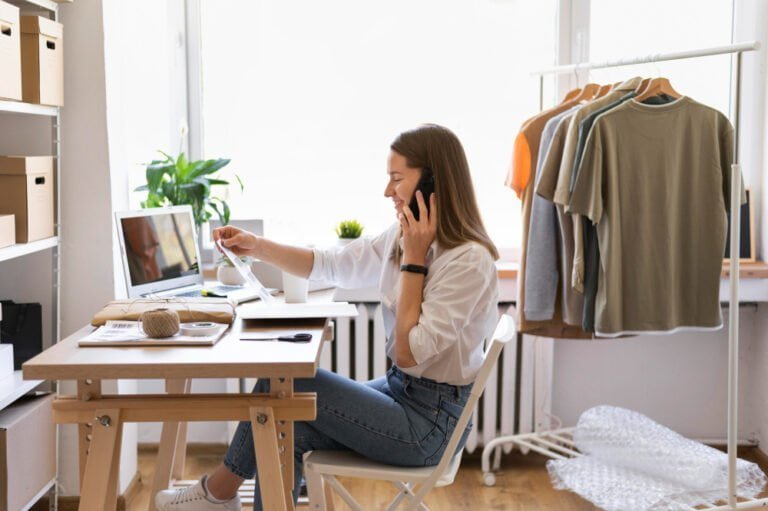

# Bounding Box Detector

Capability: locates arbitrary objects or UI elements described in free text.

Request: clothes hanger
[561,88,583,103]
[594,83,612,98]
[634,77,682,102]
[571,83,600,102]
[613,76,642,91]
[634,77,652,95]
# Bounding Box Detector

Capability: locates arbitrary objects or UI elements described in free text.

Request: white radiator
[321,303,545,454]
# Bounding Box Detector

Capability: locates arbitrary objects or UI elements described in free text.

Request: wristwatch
[400,263,428,275]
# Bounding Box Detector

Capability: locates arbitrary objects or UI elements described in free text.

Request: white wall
[56,0,139,496]
[552,307,758,441]
[55,0,208,496]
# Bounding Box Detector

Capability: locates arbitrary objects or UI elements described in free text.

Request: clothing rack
[481,41,763,510]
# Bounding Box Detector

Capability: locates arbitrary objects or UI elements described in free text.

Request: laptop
[115,205,272,303]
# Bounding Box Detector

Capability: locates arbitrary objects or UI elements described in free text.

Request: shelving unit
[0,371,43,410]
[0,236,59,263]
[0,0,62,509]
[0,99,58,116]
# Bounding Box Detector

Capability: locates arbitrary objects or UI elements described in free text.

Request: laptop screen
[117,208,201,292]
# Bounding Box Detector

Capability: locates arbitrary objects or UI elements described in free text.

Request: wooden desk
[23,314,332,511]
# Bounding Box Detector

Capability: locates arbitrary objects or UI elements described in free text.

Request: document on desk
[78,321,229,347]
[237,301,358,320]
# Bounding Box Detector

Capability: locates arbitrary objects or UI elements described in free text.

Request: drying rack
[481,41,765,510]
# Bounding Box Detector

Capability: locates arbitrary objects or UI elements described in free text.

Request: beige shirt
[569,97,737,336]
[310,223,499,385]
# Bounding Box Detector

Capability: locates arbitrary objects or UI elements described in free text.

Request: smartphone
[409,167,435,221]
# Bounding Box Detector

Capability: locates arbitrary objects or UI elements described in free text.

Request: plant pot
[337,238,356,247]
[217,265,246,286]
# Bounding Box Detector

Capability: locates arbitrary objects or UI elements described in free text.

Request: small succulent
[335,219,364,239]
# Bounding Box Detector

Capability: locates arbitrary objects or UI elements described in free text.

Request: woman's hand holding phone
[400,190,437,264]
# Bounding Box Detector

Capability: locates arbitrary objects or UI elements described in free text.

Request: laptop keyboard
[174,290,203,297]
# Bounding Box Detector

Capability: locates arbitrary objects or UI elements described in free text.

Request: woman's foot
[154,475,242,511]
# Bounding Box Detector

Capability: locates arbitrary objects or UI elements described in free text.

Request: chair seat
[304,450,463,487]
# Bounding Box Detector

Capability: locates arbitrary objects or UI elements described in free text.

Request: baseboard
[31,471,142,511]
[753,444,768,469]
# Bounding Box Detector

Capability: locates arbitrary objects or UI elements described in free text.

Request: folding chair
[304,314,517,511]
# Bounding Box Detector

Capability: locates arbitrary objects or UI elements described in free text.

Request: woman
[156,124,499,511]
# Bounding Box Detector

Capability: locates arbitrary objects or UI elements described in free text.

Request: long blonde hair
[391,124,499,261]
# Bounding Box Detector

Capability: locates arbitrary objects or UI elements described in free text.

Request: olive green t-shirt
[569,97,737,336]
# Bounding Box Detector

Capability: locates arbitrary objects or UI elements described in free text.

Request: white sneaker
[155,476,242,511]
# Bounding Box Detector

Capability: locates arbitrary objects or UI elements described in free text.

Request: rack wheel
[483,472,496,487]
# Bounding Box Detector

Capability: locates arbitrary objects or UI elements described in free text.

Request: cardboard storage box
[0,394,55,511]
[0,214,13,248]
[0,1,21,101]
[20,15,62,106]
[0,157,54,243]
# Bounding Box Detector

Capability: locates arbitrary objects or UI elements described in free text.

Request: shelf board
[495,261,768,281]
[3,0,58,12]
[0,371,42,410]
[0,237,59,263]
[0,99,58,116]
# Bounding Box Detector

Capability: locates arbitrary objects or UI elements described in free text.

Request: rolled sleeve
[407,246,495,365]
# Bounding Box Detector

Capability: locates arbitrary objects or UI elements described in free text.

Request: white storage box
[0,394,55,511]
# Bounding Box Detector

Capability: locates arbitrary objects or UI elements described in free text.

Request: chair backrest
[424,314,517,486]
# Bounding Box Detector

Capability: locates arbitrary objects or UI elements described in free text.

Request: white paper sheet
[78,320,229,347]
[237,301,358,320]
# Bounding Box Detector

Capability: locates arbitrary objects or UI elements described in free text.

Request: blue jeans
[223,366,473,510]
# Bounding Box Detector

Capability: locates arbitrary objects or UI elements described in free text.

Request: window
[195,0,557,253]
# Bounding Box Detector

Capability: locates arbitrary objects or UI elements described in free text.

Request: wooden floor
[131,445,598,510]
[131,445,768,511]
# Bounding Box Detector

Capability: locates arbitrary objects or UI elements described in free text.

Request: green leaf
[183,160,207,182]
[234,174,244,192]
[189,158,231,179]
[209,198,231,226]
[134,184,149,192]
[205,178,229,186]
[175,152,189,178]
[161,181,177,204]
[208,201,223,224]
[146,163,173,192]
[222,200,231,225]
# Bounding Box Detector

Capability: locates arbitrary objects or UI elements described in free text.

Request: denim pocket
[402,380,441,419]
[423,402,459,466]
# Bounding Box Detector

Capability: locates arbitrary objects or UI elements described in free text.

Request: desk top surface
[23,295,334,381]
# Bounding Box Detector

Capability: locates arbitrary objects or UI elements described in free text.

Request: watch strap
[400,263,428,275]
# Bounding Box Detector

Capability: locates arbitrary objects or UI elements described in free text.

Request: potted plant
[335,219,364,246]
[135,151,242,228]
[216,254,252,285]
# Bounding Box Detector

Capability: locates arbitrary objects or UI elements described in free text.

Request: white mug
[282,271,309,303]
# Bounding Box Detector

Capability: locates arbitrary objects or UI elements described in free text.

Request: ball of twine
[140,308,180,338]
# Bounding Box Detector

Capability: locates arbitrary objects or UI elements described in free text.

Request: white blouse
[310,223,499,385]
